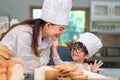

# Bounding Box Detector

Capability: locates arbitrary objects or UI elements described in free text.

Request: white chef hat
[77,32,103,57]
[40,0,72,25]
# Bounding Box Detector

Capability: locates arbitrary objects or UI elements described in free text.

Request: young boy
[52,32,103,73]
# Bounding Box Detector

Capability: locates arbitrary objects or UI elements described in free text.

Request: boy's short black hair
[71,42,88,55]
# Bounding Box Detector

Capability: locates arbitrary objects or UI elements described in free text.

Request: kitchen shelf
[90,1,120,34]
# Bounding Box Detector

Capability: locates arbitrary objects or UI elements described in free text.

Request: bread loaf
[0,60,24,80]
[0,60,8,80]
[0,68,7,80]
[7,60,24,80]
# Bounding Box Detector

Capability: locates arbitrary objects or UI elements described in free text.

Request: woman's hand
[90,60,103,73]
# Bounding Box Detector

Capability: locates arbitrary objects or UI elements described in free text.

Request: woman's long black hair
[0,18,47,56]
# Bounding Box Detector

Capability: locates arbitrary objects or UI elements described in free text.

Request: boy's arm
[52,39,59,58]
[52,39,64,65]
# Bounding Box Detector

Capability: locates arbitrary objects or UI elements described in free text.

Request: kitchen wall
[0,0,120,21]
[96,34,120,46]
[94,33,120,56]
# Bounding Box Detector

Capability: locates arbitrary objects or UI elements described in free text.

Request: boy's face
[71,44,90,63]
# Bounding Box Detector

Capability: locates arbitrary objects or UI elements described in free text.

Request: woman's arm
[15,32,33,56]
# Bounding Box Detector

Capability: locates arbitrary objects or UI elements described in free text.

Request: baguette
[65,71,83,77]
[0,45,15,56]
[0,45,15,60]
[0,56,7,60]
[54,64,77,73]
[0,51,10,59]
[54,64,84,78]
[72,75,88,80]
[59,71,83,78]
[45,66,59,80]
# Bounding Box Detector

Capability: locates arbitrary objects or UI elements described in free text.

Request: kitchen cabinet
[90,1,120,34]
[91,1,120,20]
[90,21,120,34]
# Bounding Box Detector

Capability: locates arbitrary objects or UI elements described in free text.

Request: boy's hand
[52,39,58,48]
[90,60,103,73]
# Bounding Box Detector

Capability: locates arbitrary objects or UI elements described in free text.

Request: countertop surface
[99,68,120,79]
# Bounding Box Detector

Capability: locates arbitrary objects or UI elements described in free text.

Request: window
[30,6,89,46]
[29,6,42,19]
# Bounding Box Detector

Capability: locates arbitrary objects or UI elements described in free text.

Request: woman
[0,0,72,74]
[52,32,103,73]
[0,19,66,57]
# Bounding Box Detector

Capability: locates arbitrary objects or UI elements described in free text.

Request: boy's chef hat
[40,0,72,25]
[77,32,103,57]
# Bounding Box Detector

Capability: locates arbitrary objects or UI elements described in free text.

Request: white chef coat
[52,56,91,72]
[0,24,52,73]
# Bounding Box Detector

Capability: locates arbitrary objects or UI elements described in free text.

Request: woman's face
[43,23,66,40]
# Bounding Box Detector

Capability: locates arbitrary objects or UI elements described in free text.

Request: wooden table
[89,77,119,80]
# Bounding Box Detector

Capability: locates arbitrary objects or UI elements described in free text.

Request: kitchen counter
[99,68,120,79]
